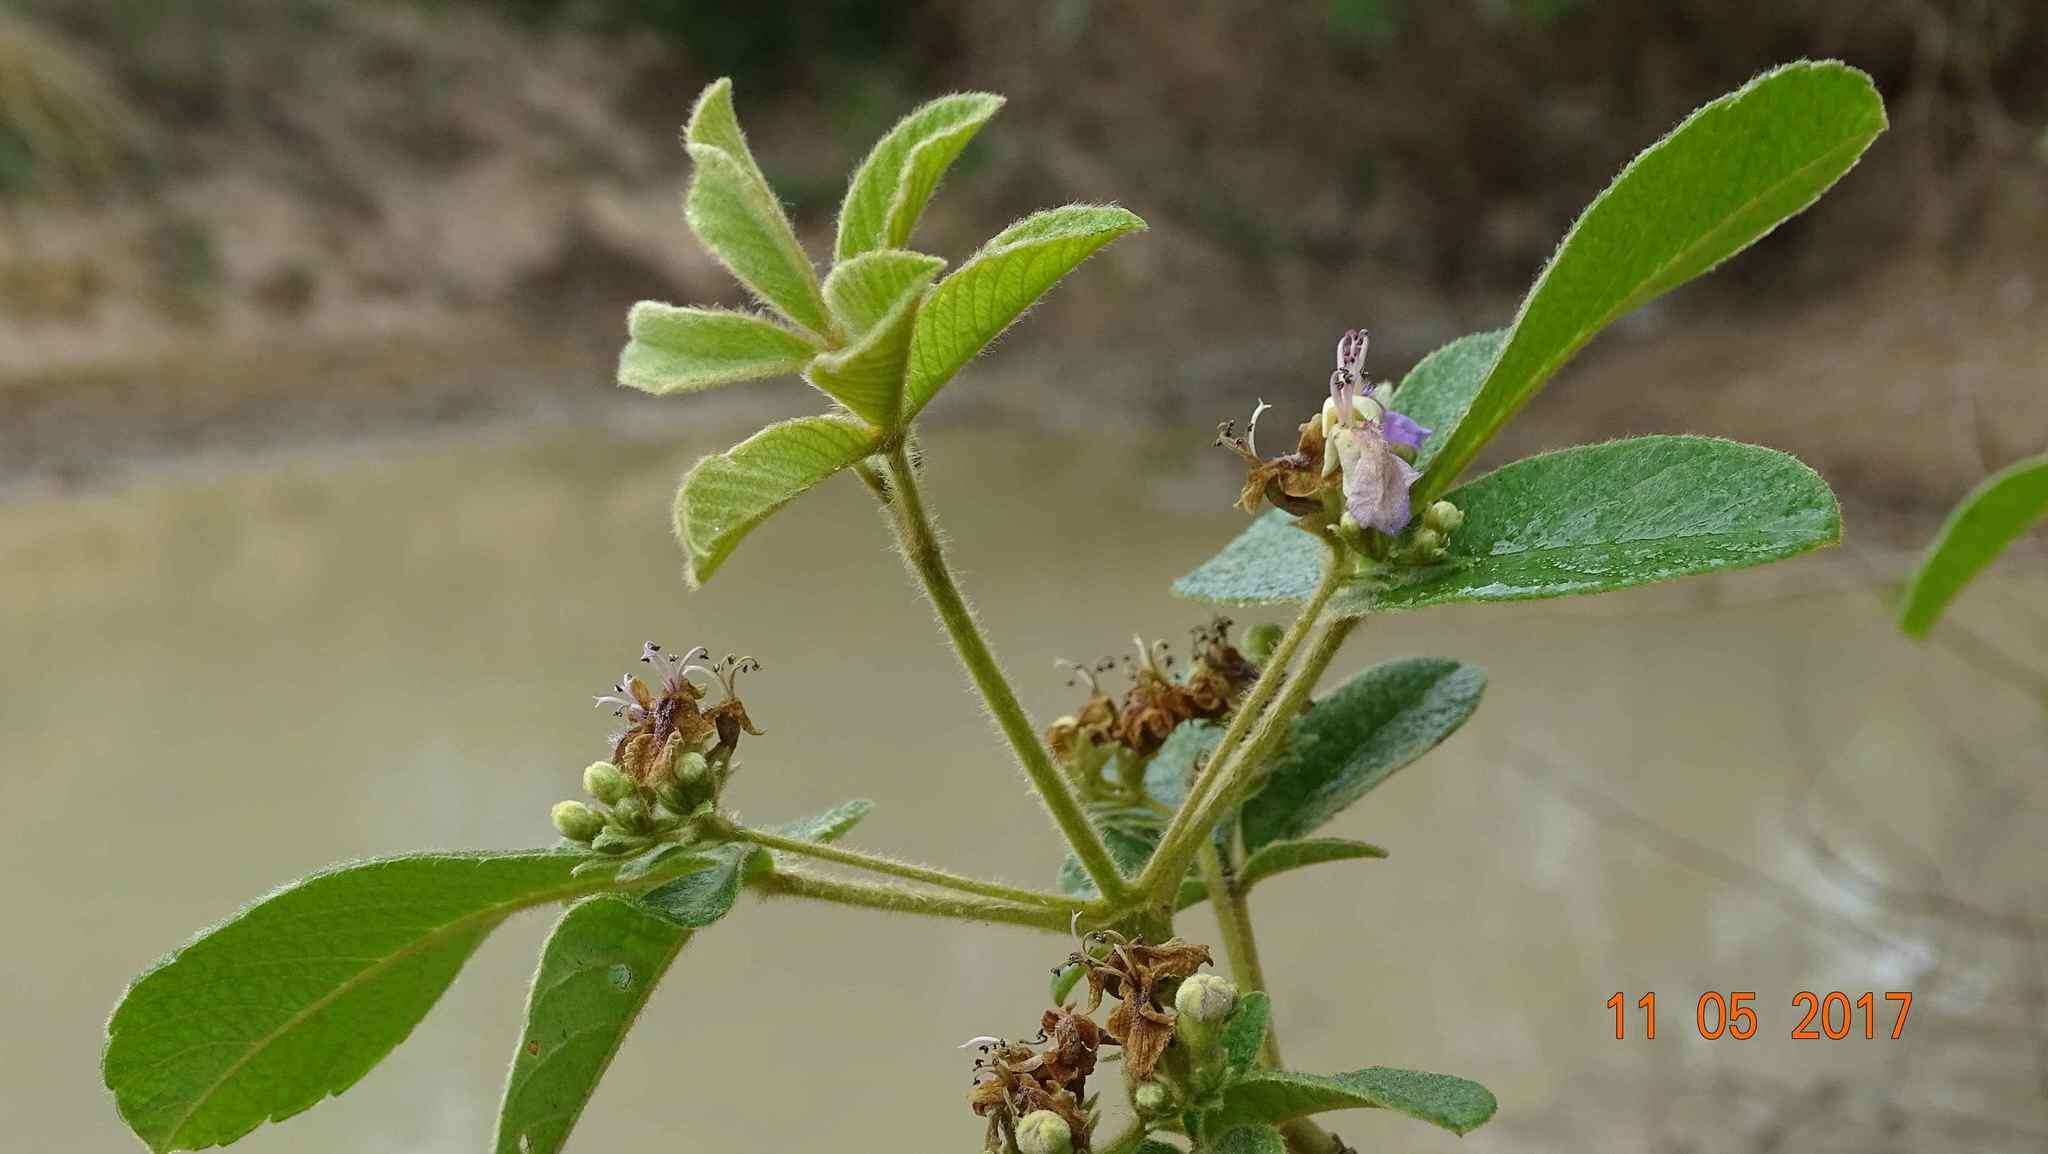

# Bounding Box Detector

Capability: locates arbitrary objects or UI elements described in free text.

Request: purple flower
[1322,328,1429,533]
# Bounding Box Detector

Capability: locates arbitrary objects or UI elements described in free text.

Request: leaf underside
[1213,1067,1499,1136]
[835,92,1005,261]
[673,414,881,586]
[1898,451,2048,637]
[617,303,817,396]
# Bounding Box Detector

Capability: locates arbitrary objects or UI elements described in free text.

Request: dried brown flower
[1065,934,1213,1081]
[966,1017,1099,1153]
[596,643,761,782]
[1219,406,1328,517]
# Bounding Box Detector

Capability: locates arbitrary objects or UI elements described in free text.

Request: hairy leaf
[104,852,615,1152]
[1209,1124,1288,1154]
[1171,511,1330,608]
[1380,436,1841,610]
[903,205,1145,419]
[1211,1067,1498,1136]
[822,250,948,335]
[807,255,943,426]
[1239,838,1389,888]
[617,304,818,395]
[836,92,1004,261]
[1420,62,1885,499]
[1223,990,1272,1074]
[766,798,875,844]
[1056,802,1163,898]
[1242,659,1485,851]
[674,414,881,586]
[638,844,757,928]
[494,897,690,1154]
[1899,451,2048,637]
[1388,330,1507,474]
[684,143,831,339]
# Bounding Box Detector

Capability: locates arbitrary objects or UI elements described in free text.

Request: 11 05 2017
[1606,991,1914,1040]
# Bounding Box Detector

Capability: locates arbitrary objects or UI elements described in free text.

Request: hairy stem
[1197,842,1282,1066]
[879,441,1131,902]
[753,865,1074,931]
[739,825,1089,911]
[1138,549,1343,899]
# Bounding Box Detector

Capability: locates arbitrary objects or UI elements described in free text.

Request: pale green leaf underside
[1213,1067,1499,1136]
[1420,61,1885,500]
[822,250,948,335]
[1178,437,1840,613]
[766,798,875,844]
[104,852,610,1152]
[806,257,941,426]
[1242,658,1486,851]
[494,897,690,1154]
[903,204,1145,420]
[617,303,818,395]
[1388,329,1507,474]
[1239,837,1389,888]
[836,92,1004,261]
[1222,990,1272,1074]
[638,843,756,928]
[684,142,831,339]
[1898,451,2048,637]
[1209,1124,1288,1154]
[1057,801,1166,898]
[674,414,881,586]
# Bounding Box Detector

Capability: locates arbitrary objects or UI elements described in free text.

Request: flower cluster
[966,1007,1101,1154]
[1220,328,1442,541]
[1047,619,1260,772]
[550,642,761,854]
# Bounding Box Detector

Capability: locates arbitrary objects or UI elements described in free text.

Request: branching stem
[739,825,1090,911]
[752,865,1074,931]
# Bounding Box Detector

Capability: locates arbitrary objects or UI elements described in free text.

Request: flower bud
[653,777,688,815]
[610,795,653,834]
[582,761,633,805]
[1243,622,1284,666]
[1175,973,1239,1025]
[1015,1110,1073,1154]
[1411,526,1445,557]
[550,800,605,843]
[589,827,652,855]
[1131,1080,1176,1117]
[1424,500,1464,534]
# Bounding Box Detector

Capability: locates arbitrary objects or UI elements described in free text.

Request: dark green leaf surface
[1238,838,1388,888]
[1223,990,1272,1074]
[1242,659,1485,851]
[1899,451,2048,637]
[835,93,1004,260]
[1387,330,1506,474]
[616,304,818,396]
[1056,802,1163,898]
[493,897,690,1154]
[1212,1067,1498,1136]
[1171,511,1328,608]
[673,414,881,586]
[1209,1124,1288,1154]
[903,205,1144,419]
[104,852,606,1152]
[1419,62,1885,499]
[1382,436,1841,610]
[638,843,757,928]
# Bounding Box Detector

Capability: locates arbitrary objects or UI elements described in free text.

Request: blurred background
[3,2,2045,1152]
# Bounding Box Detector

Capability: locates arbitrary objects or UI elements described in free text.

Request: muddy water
[5,421,2044,1153]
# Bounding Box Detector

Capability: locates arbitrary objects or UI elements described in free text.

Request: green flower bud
[676,749,711,786]
[1243,622,1285,666]
[1175,973,1239,1026]
[1015,1110,1073,1154]
[653,777,689,816]
[1411,526,1446,558]
[1425,500,1464,534]
[610,795,653,834]
[550,800,605,843]
[1131,1080,1175,1117]
[582,761,633,806]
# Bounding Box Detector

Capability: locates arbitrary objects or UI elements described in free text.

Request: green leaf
[1419,62,1885,500]
[807,253,944,426]
[836,92,1005,261]
[685,143,831,338]
[1388,330,1506,474]
[611,843,711,884]
[1899,451,2048,637]
[1222,990,1272,1074]
[1242,658,1485,851]
[1133,1142,1184,1154]
[1239,838,1388,889]
[903,204,1145,420]
[617,303,819,396]
[1211,1067,1498,1136]
[103,851,608,1152]
[1208,1124,1288,1154]
[674,414,882,586]
[638,843,757,928]
[822,250,948,335]
[1380,435,1841,610]
[1056,802,1163,898]
[494,897,690,1154]
[1171,510,1330,608]
[766,798,875,844]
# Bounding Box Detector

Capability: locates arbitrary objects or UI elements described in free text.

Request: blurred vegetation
[0,13,140,196]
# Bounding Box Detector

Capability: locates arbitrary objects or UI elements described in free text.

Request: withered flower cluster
[967,1007,1101,1152]
[599,642,762,781]
[1065,934,1213,1082]
[1047,620,1259,763]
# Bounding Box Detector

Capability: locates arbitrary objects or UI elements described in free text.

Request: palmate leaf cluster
[102,62,1888,1154]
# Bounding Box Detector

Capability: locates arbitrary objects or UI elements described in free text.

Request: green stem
[739,825,1089,911]
[752,865,1074,931]
[1197,842,1282,1066]
[1138,550,1343,898]
[879,441,1131,902]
